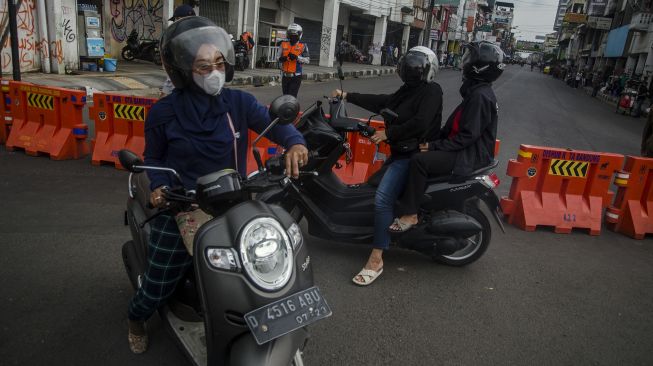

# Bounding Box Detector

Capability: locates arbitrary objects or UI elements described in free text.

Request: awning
[605,25,629,57]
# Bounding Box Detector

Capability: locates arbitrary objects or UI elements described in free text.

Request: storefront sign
[563,13,588,23]
[587,16,611,29]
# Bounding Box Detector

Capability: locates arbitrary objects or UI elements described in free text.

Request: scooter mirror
[118,149,144,173]
[337,65,344,80]
[380,108,398,122]
[269,95,300,125]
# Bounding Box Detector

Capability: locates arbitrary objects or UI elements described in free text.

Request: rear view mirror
[269,95,300,125]
[337,65,344,80]
[380,108,398,122]
[118,149,144,173]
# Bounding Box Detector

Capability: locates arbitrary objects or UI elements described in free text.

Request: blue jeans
[373,158,410,250]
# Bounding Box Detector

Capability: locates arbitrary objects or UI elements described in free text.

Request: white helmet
[398,46,439,86]
[287,23,303,40]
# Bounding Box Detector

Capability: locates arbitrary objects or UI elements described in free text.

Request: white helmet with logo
[287,23,303,40]
[398,46,439,86]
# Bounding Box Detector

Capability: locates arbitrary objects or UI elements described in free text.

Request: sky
[508,0,561,41]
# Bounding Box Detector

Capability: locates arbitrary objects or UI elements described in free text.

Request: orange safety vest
[281,41,305,74]
[241,32,254,50]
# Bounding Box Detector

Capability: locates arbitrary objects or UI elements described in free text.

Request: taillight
[478,173,500,189]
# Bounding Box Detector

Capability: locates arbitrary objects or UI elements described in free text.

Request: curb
[229,67,396,87]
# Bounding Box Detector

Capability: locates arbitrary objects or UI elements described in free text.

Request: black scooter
[120,96,330,365]
[261,70,504,266]
[122,29,162,65]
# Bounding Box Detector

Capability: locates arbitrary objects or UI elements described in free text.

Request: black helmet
[461,41,505,82]
[397,46,439,87]
[160,16,235,90]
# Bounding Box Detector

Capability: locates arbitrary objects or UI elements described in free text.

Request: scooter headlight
[239,217,293,291]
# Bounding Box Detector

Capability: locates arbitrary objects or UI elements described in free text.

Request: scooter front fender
[229,328,308,366]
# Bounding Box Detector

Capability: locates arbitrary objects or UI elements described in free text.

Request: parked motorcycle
[260,69,504,266]
[351,48,372,65]
[120,96,331,365]
[234,40,249,71]
[122,29,162,65]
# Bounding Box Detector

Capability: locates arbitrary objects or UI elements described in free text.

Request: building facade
[0,0,500,74]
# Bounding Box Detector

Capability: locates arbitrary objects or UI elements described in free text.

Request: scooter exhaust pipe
[396,210,483,256]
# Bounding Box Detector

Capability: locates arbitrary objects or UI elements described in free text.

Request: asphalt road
[1,66,652,366]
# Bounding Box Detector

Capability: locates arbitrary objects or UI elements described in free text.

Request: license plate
[244,286,332,345]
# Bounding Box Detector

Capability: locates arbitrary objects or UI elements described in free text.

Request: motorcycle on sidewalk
[234,40,250,71]
[120,96,331,366]
[260,68,504,266]
[121,29,162,65]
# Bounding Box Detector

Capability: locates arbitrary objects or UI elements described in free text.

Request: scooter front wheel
[433,204,491,266]
[122,47,135,61]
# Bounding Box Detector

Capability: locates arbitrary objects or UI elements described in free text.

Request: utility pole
[8,0,21,81]
[423,0,436,47]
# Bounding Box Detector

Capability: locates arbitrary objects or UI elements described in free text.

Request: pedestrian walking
[632,82,648,118]
[575,70,582,88]
[336,36,349,65]
[591,72,601,97]
[387,44,394,66]
[642,111,653,157]
[278,23,310,97]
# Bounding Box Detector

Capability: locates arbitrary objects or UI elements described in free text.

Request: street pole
[8,0,21,81]
[423,0,435,47]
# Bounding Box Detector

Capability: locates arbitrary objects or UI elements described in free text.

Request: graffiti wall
[60,1,79,71]
[0,0,41,73]
[0,0,80,74]
[106,0,164,58]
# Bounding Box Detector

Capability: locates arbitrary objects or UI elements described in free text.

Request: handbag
[175,206,213,255]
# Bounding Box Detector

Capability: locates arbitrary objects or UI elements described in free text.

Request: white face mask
[193,69,225,95]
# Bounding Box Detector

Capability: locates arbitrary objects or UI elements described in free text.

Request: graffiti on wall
[62,18,75,43]
[110,0,163,43]
[320,25,332,59]
[0,0,40,72]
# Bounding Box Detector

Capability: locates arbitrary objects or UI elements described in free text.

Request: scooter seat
[330,117,360,132]
[426,159,499,184]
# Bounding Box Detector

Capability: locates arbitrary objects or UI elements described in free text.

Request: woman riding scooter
[390,41,503,232]
[126,16,308,354]
[332,46,443,286]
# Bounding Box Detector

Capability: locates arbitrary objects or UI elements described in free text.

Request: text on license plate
[244,286,332,345]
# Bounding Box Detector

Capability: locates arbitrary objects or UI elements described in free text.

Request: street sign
[588,16,611,30]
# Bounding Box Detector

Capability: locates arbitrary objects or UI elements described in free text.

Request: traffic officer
[279,23,310,97]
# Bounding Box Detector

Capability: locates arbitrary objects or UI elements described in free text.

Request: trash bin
[104,58,117,72]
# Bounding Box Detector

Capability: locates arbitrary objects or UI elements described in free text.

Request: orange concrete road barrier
[500,144,624,235]
[333,119,389,185]
[0,79,11,145]
[5,81,89,159]
[605,156,653,239]
[90,93,156,169]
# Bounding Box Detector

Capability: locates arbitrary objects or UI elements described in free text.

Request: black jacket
[347,82,443,158]
[431,79,498,176]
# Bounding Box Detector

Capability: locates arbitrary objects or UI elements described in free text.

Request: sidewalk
[13,61,397,97]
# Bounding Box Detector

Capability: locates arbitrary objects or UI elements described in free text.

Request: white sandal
[352,267,384,286]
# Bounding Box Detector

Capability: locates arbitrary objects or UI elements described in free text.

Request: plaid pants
[128,214,192,321]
